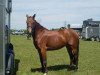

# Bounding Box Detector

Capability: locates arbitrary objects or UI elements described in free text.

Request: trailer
[0,0,14,75]
[82,19,100,41]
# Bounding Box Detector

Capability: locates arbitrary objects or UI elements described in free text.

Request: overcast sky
[11,0,100,30]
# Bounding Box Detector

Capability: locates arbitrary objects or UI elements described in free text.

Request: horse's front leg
[37,49,44,71]
[39,48,48,73]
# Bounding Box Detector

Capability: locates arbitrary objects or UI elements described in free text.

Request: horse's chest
[34,36,47,48]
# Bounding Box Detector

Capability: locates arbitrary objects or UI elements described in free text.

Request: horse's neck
[35,22,47,32]
[32,22,47,39]
[36,23,46,30]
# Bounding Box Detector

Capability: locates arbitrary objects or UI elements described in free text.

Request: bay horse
[26,14,79,74]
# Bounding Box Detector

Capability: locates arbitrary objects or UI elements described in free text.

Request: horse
[26,14,79,74]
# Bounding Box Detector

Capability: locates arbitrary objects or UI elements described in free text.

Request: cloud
[11,0,100,29]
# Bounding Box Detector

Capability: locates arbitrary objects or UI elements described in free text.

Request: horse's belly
[47,46,65,50]
[46,42,66,50]
[46,33,67,50]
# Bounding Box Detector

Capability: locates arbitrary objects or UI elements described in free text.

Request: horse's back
[40,29,79,50]
[44,28,79,44]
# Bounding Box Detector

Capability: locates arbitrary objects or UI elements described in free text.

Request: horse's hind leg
[71,45,79,70]
[66,46,74,67]
[66,45,79,70]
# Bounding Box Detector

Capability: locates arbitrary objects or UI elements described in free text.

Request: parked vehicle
[12,30,24,35]
[82,19,100,41]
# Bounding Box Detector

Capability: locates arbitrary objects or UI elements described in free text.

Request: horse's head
[26,14,36,33]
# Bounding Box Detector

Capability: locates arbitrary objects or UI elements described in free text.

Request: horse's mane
[34,20,46,30]
[32,20,48,34]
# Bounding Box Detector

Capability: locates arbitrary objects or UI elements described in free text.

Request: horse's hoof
[67,64,78,71]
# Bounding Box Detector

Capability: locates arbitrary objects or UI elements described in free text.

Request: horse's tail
[76,39,80,69]
[77,39,79,54]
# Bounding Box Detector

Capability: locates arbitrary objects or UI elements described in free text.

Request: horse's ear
[33,14,36,19]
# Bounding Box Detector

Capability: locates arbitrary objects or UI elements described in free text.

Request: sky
[11,0,100,30]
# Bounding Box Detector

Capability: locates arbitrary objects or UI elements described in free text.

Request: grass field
[11,35,100,75]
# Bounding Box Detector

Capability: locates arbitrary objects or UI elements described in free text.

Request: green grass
[11,35,100,75]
